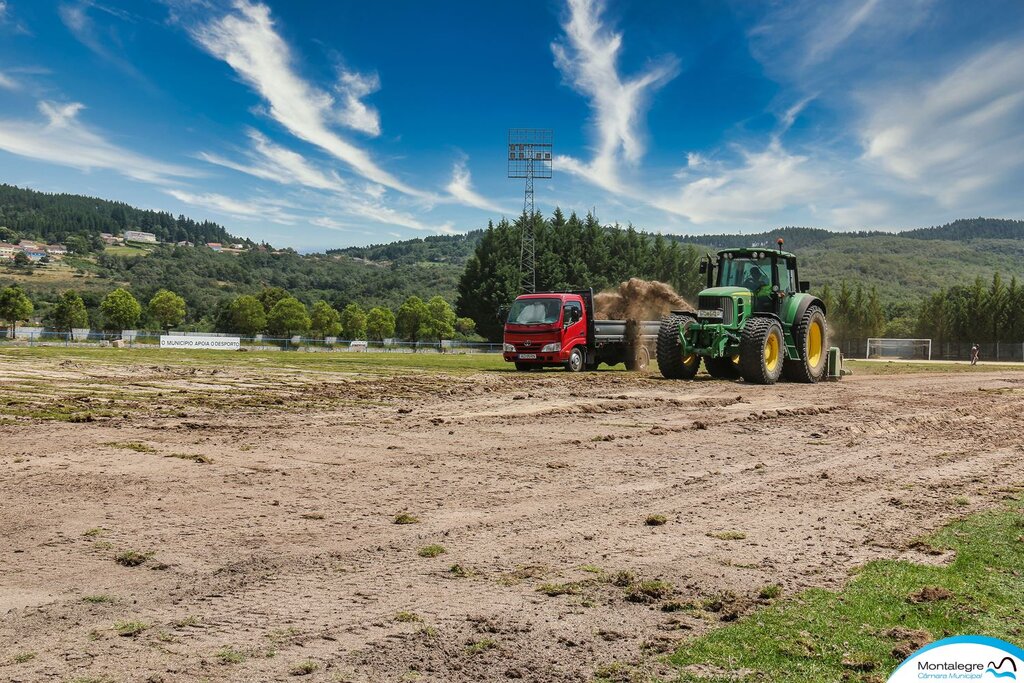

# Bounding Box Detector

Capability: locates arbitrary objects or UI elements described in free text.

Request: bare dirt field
[2,349,1023,682]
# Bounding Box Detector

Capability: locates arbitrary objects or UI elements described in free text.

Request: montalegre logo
[887,635,1022,681]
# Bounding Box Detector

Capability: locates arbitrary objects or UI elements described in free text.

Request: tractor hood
[698,286,752,298]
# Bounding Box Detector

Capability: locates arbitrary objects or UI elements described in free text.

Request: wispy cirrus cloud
[0,70,17,90]
[552,0,679,192]
[188,0,429,199]
[445,157,513,214]
[199,129,348,193]
[335,69,381,137]
[59,1,150,83]
[860,41,1024,204]
[164,188,300,224]
[0,100,196,183]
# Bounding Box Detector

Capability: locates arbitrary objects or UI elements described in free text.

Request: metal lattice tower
[507,129,552,294]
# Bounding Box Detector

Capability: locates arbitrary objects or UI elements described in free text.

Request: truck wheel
[624,345,651,372]
[514,362,534,372]
[782,306,828,383]
[739,317,785,385]
[656,313,699,379]
[565,347,585,373]
[704,355,741,379]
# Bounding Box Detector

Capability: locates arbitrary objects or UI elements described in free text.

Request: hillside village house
[206,242,223,252]
[0,243,17,258]
[100,233,123,245]
[46,244,67,257]
[124,230,157,243]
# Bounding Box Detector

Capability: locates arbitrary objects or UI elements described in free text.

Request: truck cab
[502,292,592,371]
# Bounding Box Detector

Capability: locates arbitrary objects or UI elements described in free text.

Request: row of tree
[457,210,703,340]
[0,284,475,344]
[915,273,1024,346]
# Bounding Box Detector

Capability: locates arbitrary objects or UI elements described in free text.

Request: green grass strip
[668,498,1024,682]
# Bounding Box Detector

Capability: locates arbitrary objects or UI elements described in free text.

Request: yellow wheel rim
[683,353,697,366]
[764,331,780,372]
[807,320,823,368]
[731,354,740,365]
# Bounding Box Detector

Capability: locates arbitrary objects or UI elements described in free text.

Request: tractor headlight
[540,342,561,352]
[503,343,516,353]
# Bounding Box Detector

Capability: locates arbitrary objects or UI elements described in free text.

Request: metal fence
[0,328,504,354]
[836,339,1024,362]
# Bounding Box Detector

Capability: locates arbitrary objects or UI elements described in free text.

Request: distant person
[970,343,980,366]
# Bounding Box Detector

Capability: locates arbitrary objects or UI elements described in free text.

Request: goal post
[865,338,932,360]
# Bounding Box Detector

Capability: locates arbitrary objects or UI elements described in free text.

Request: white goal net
[866,338,932,360]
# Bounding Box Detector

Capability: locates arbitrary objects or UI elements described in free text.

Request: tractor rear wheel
[739,317,785,384]
[657,313,700,379]
[704,355,741,379]
[782,305,828,383]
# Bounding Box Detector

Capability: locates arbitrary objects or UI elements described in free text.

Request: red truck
[502,289,659,372]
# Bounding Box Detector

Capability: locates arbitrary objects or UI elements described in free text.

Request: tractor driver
[743,264,770,294]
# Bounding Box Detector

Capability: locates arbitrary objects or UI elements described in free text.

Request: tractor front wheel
[739,317,785,384]
[704,355,741,379]
[657,313,700,379]
[782,306,828,383]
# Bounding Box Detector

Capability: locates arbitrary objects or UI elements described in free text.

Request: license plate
[518,353,537,359]
[698,309,724,319]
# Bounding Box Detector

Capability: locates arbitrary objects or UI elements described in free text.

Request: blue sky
[0,0,1022,251]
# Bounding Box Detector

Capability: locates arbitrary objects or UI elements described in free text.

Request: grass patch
[645,514,668,526]
[393,513,419,525]
[113,620,149,637]
[417,544,446,558]
[707,530,747,541]
[289,659,318,676]
[173,615,202,628]
[104,441,155,453]
[82,594,115,604]
[758,584,783,600]
[216,646,245,664]
[449,563,476,578]
[537,582,583,597]
[9,651,36,664]
[395,611,422,623]
[83,527,104,537]
[465,638,496,655]
[846,359,1024,375]
[669,498,1024,682]
[114,550,150,567]
[625,579,674,603]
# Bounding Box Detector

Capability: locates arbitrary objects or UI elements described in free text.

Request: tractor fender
[791,296,826,326]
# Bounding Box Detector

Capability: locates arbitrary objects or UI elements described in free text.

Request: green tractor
[657,239,828,384]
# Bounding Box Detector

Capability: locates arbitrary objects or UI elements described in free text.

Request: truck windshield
[508,297,562,325]
[718,257,773,291]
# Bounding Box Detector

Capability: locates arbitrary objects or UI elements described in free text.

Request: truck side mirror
[699,260,708,275]
[799,281,810,293]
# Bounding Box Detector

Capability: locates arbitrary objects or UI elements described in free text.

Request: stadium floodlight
[507,128,553,294]
[866,338,932,360]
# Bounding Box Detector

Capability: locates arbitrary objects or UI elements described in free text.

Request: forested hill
[0,184,240,246]
[332,231,484,266]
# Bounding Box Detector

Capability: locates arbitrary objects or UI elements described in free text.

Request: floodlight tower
[507,128,552,293]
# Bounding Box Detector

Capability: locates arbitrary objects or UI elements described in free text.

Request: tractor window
[718,257,773,292]
[778,261,796,293]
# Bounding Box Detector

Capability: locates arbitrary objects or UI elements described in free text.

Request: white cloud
[0,100,196,183]
[335,69,381,136]
[861,41,1024,204]
[654,140,826,224]
[551,0,678,191]
[0,70,17,90]
[445,158,511,214]
[164,188,299,224]
[189,0,428,198]
[199,129,348,192]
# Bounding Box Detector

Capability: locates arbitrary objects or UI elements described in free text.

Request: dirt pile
[594,278,693,321]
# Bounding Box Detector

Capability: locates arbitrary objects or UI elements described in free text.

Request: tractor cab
[699,243,811,315]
